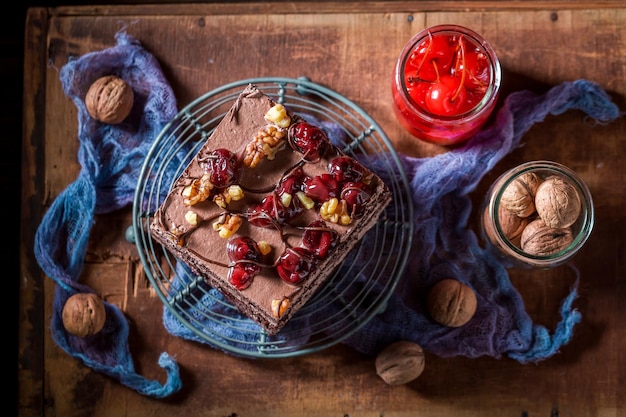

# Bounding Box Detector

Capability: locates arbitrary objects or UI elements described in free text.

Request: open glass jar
[392,24,501,146]
[482,161,594,269]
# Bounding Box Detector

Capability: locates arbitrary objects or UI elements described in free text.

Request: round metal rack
[132,77,413,358]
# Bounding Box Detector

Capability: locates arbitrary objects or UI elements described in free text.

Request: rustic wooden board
[20,3,626,417]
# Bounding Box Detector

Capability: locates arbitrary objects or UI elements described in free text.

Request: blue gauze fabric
[33,32,182,398]
[162,79,621,363]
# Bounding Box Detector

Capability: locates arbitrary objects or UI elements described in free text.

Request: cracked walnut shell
[62,293,107,337]
[535,175,581,228]
[85,75,134,124]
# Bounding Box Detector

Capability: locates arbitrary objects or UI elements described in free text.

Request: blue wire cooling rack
[132,77,414,358]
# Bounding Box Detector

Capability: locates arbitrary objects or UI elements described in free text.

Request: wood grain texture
[20,3,626,417]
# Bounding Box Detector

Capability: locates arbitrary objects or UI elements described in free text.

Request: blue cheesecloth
[33,32,182,397]
[33,32,622,397]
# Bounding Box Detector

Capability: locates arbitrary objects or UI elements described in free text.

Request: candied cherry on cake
[278,168,307,197]
[204,148,242,188]
[227,236,262,263]
[247,195,284,227]
[303,173,339,203]
[247,169,306,227]
[302,220,337,259]
[275,247,316,285]
[341,181,372,218]
[247,193,304,227]
[227,236,263,290]
[328,156,371,184]
[288,121,329,161]
[229,265,255,290]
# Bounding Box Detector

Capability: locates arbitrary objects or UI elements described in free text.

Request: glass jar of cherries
[392,24,502,146]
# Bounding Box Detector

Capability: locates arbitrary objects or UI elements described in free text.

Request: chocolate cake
[150,84,392,335]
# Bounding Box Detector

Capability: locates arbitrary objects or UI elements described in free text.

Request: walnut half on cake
[149,84,392,335]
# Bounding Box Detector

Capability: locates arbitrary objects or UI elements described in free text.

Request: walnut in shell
[427,279,477,327]
[497,204,530,246]
[520,218,574,256]
[62,293,107,337]
[85,75,134,124]
[535,175,581,228]
[375,341,425,385]
[500,172,542,217]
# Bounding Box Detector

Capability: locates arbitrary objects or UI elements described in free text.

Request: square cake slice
[150,84,392,335]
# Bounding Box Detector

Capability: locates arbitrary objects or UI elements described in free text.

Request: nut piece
[375,341,425,386]
[243,125,287,168]
[264,104,291,128]
[500,172,542,217]
[320,197,351,225]
[182,173,214,206]
[62,293,106,337]
[85,75,134,124]
[520,218,574,256]
[427,279,477,327]
[257,240,272,256]
[535,175,581,228]
[271,297,290,319]
[212,213,243,238]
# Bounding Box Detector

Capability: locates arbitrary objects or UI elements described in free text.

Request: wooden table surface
[19,2,626,416]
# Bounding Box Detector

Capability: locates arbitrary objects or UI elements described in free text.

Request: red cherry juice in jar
[392,25,501,146]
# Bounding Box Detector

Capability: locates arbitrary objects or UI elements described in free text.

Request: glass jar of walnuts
[482,161,594,268]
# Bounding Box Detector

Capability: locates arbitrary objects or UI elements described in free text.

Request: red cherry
[248,171,303,227]
[275,247,315,285]
[341,181,371,217]
[247,195,287,227]
[275,170,307,219]
[205,148,241,188]
[406,82,430,109]
[302,220,337,259]
[403,32,492,119]
[328,156,370,184]
[277,168,306,196]
[247,191,304,227]
[288,121,329,161]
[462,50,490,89]
[227,236,261,263]
[303,174,338,203]
[407,35,454,83]
[247,196,275,227]
[424,75,467,116]
[426,35,455,70]
[228,265,255,290]
[227,236,263,290]
[406,49,437,83]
